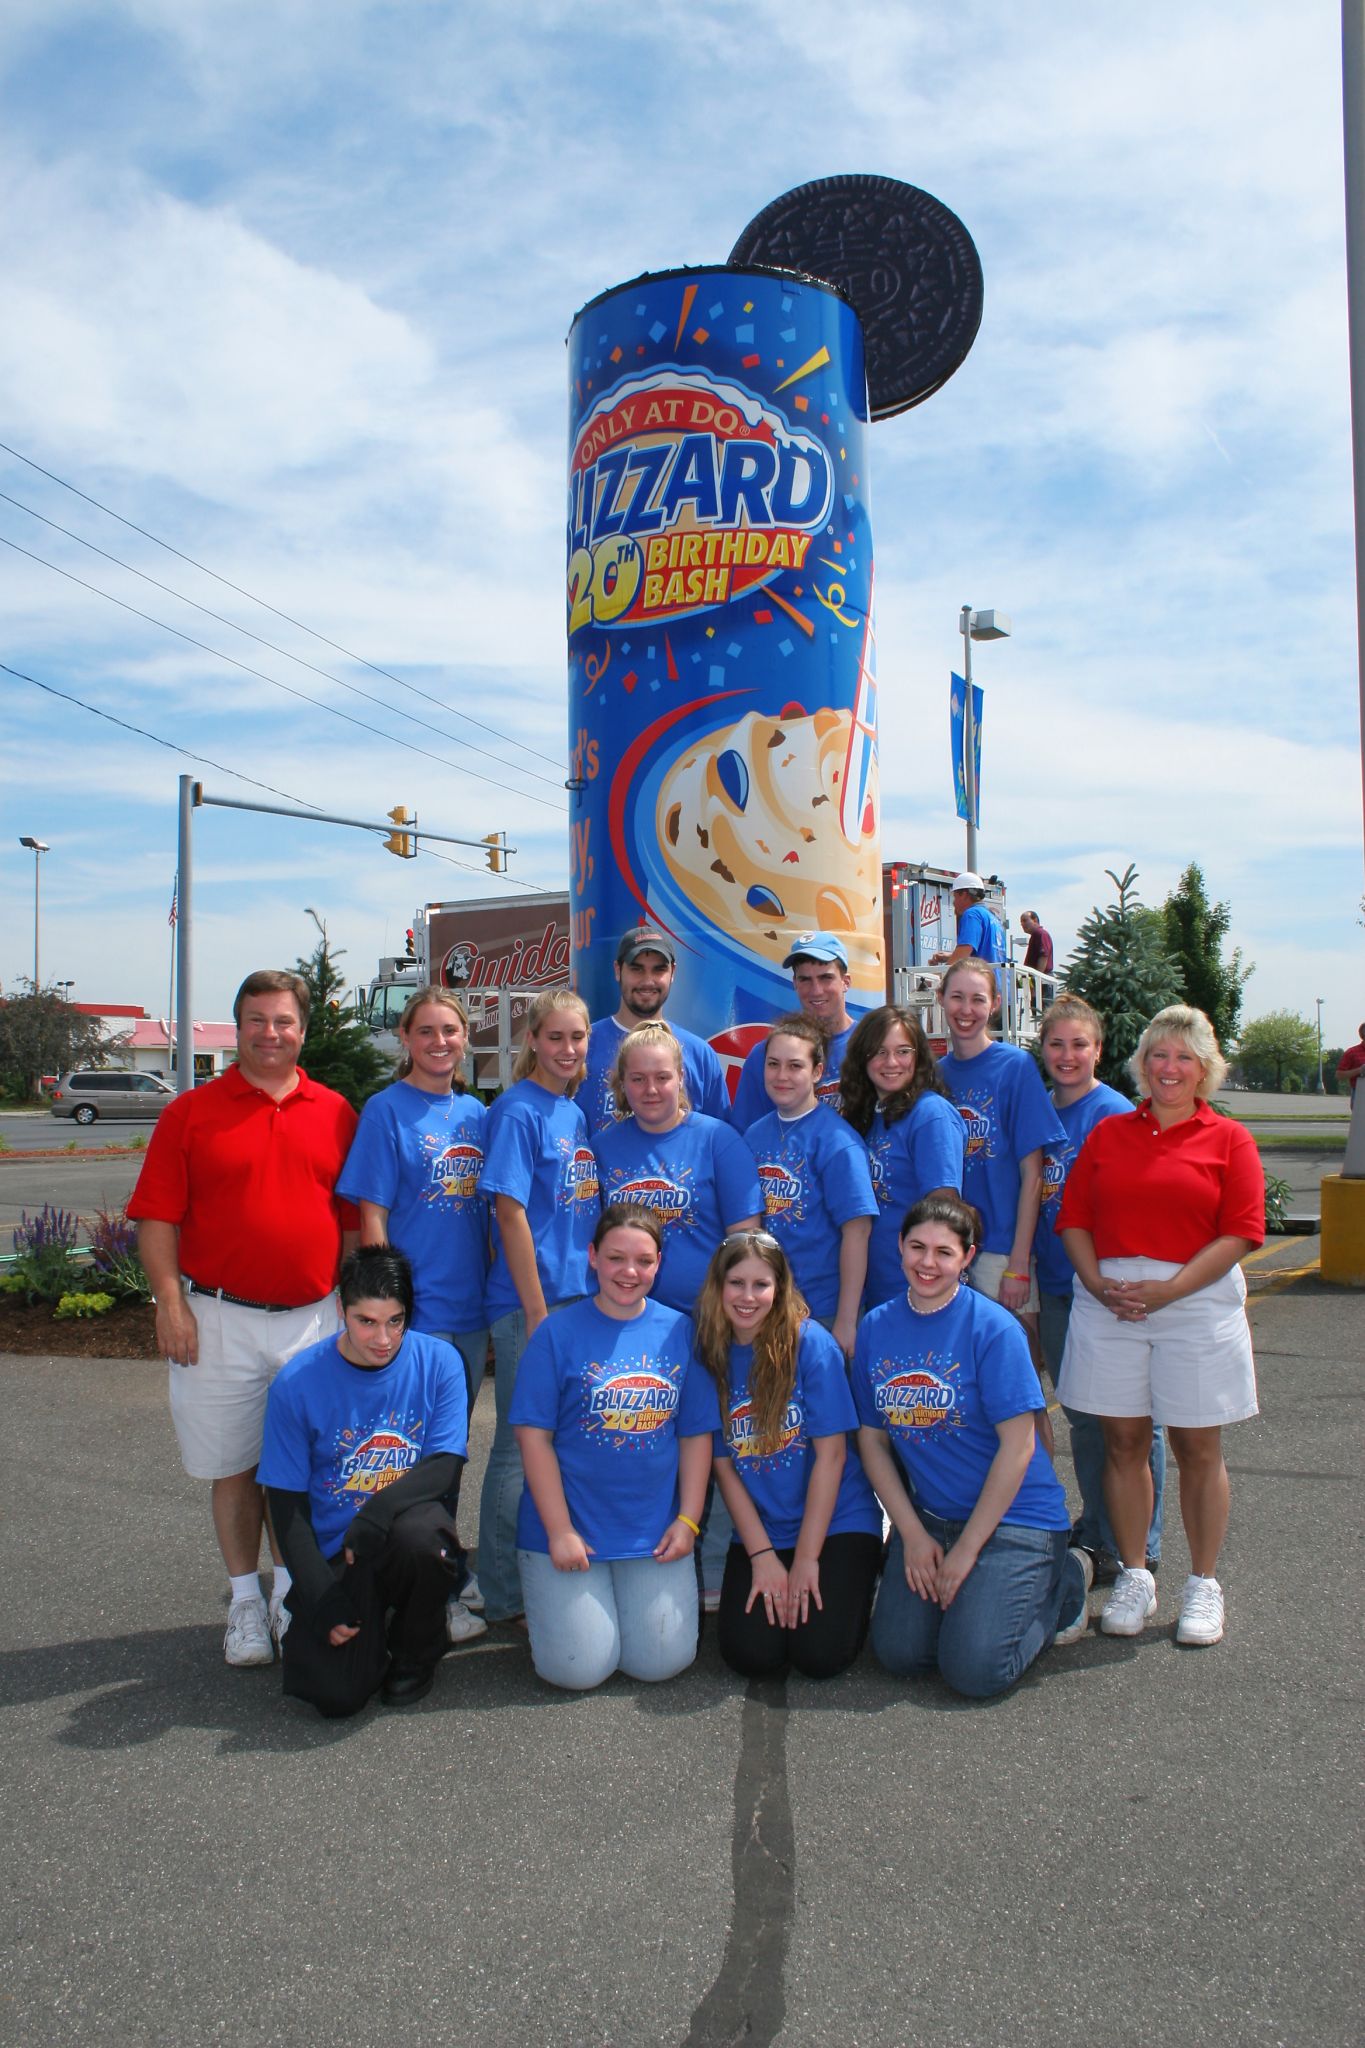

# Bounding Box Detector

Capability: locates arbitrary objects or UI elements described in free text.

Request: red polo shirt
[1057,1099,1264,1262]
[129,1064,359,1305]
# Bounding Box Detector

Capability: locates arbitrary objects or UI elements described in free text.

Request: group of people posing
[131,920,1264,1719]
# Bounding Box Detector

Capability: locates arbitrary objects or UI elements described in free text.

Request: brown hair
[1038,993,1104,1046]
[510,989,591,1091]
[592,1201,664,1253]
[899,1193,983,1254]
[764,1011,827,1070]
[609,1021,692,1120]
[839,1004,950,1136]
[395,986,470,1089]
[693,1234,809,1456]
[233,969,311,1031]
[940,956,999,1005]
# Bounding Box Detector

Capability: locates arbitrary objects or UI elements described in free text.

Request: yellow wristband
[677,1513,702,1537]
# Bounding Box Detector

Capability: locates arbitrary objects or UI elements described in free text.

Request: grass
[1253,1133,1348,1152]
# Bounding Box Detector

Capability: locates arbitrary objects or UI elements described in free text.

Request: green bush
[10,1205,84,1304]
[55,1291,114,1320]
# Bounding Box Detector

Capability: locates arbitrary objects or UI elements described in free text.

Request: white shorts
[168,1288,337,1480]
[970,1251,1040,1314]
[1056,1258,1258,1429]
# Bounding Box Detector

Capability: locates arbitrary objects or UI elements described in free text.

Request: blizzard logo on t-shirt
[588,1370,677,1435]
[727,1397,802,1459]
[339,1427,420,1494]
[956,1103,991,1159]
[757,1160,803,1219]
[868,1136,892,1208]
[613,1173,691,1225]
[1040,1151,1067,1207]
[431,1140,482,1201]
[564,1146,600,1204]
[875,1368,958,1431]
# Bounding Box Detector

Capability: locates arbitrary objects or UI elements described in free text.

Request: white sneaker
[268,1588,291,1647]
[1176,1575,1224,1646]
[1100,1566,1157,1637]
[445,1596,489,1645]
[224,1594,274,1667]
[459,1571,485,1613]
[1053,1546,1095,1646]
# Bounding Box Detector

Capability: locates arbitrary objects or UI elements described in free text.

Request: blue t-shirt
[509,1296,720,1560]
[712,1320,881,1548]
[581,1015,730,1136]
[851,1288,1067,1531]
[730,1020,856,1133]
[862,1094,967,1308]
[592,1112,761,1310]
[258,1329,469,1560]
[744,1105,878,1317]
[1034,1084,1133,1294]
[937,1042,1066,1255]
[478,1079,600,1320]
[955,903,1007,964]
[336,1081,489,1333]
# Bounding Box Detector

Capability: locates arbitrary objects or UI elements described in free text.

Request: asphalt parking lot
[2,1272,1361,2047]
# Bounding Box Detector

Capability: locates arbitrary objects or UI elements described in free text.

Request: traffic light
[404,928,415,959]
[484,831,506,874]
[384,805,416,858]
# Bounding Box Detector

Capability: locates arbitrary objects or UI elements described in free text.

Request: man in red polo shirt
[130,970,358,1668]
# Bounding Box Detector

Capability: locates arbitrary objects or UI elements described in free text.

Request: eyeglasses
[721,1230,781,1252]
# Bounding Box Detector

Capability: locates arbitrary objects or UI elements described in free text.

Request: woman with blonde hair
[1057,1006,1263,1647]
[694,1231,881,1679]
[592,1021,760,1311]
[337,985,489,1638]
[475,988,600,1626]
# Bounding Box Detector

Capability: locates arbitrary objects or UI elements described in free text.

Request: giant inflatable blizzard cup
[567,265,880,1047]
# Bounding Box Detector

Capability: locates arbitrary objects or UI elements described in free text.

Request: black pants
[717,1531,883,1681]
[282,1503,461,1718]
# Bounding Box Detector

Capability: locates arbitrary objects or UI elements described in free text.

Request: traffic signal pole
[173,775,515,1093]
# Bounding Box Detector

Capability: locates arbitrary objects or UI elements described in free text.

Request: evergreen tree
[1160,863,1253,1048]
[295,942,393,1110]
[1061,864,1183,1095]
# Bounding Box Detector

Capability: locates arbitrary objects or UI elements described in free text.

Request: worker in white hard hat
[930,873,1008,971]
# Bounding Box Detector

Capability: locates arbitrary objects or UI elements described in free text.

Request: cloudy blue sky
[2,1,1361,1045]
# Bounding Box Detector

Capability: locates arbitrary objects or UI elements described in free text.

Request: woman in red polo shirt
[1057,1006,1263,1649]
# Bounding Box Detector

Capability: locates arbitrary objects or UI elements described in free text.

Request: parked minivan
[49,1070,176,1125]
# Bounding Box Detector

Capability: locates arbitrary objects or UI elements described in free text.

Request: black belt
[187,1278,304,1315]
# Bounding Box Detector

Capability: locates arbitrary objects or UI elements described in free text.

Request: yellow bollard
[1320,1173,1365,1286]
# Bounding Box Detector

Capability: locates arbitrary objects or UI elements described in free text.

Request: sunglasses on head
[721,1230,781,1253]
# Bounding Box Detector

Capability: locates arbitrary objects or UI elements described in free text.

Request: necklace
[907,1283,960,1317]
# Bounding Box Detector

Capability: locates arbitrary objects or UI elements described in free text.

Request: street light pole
[17,836,49,990]
[957,609,1011,875]
[1317,997,1325,1094]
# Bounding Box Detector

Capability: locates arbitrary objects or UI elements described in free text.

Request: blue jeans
[871,1512,1078,1699]
[519,1549,699,1690]
[476,1302,578,1622]
[698,1481,733,1597]
[1039,1290,1165,1560]
[430,1326,490,1436]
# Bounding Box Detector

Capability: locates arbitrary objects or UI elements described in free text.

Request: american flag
[168,876,178,929]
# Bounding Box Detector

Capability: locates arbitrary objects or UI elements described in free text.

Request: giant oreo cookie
[729,174,983,418]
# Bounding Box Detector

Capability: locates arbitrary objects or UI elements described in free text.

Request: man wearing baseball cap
[728,931,857,1133]
[580,927,730,1135]
[930,873,1008,972]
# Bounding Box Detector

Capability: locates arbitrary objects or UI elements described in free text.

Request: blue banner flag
[950,672,983,825]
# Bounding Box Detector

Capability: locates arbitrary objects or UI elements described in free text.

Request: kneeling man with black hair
[258,1245,469,1716]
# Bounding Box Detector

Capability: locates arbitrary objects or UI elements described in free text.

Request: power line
[3,656,550,888]
[0,436,567,773]
[0,533,567,812]
[0,488,567,793]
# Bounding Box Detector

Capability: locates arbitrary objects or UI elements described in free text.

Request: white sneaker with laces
[459,1571,485,1613]
[1100,1565,1157,1637]
[446,1597,489,1645]
[224,1594,274,1667]
[268,1589,291,1648]
[1176,1574,1224,1646]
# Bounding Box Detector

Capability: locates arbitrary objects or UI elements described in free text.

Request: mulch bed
[0,1295,158,1359]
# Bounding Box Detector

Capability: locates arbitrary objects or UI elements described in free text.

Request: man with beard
[580,929,730,1135]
